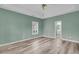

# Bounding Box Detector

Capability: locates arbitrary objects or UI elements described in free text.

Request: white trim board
[0,36,42,47]
[0,35,79,47]
[43,35,79,44]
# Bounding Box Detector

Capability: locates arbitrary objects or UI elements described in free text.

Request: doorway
[55,20,62,38]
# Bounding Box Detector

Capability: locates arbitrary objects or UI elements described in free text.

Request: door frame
[55,20,62,38]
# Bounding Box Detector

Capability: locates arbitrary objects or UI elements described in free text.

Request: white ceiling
[0,4,79,19]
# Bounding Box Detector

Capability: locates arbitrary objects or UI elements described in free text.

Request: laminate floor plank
[0,37,79,54]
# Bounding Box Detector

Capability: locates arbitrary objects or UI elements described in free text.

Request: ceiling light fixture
[42,4,47,17]
[42,4,47,10]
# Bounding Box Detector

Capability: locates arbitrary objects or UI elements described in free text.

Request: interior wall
[43,11,79,41]
[0,8,43,44]
[0,7,79,45]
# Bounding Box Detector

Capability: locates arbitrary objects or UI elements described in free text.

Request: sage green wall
[0,8,43,44]
[43,11,79,41]
[0,8,79,44]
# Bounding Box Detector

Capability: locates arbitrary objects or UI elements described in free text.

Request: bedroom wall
[43,11,79,41]
[0,8,43,44]
[0,7,79,44]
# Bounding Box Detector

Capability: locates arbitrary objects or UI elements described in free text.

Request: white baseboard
[0,35,79,47]
[62,38,79,44]
[43,35,56,39]
[0,36,42,47]
[43,35,79,44]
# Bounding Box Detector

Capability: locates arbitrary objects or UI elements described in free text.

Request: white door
[55,20,62,38]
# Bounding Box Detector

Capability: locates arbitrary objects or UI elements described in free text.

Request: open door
[55,20,62,38]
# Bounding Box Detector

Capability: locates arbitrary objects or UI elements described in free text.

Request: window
[32,21,39,35]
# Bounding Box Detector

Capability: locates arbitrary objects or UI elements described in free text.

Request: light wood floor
[0,37,79,54]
